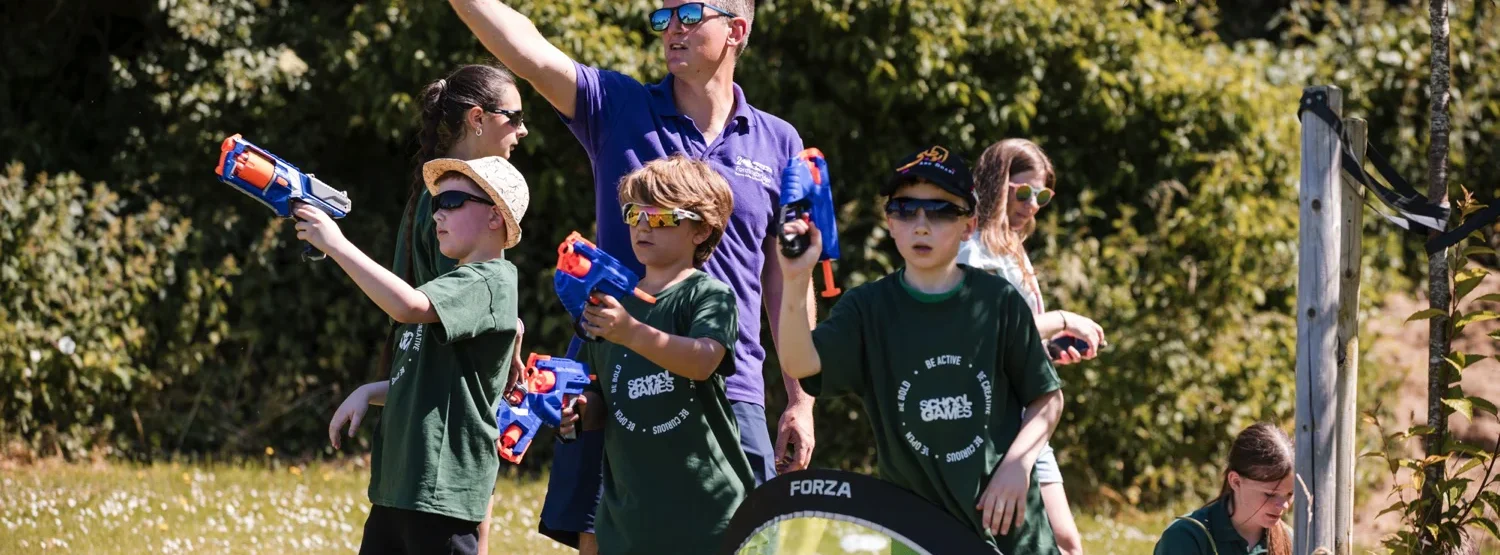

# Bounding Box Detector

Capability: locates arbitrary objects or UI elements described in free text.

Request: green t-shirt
[367,257,518,523]
[579,270,755,555]
[799,266,1063,553]
[1155,499,1282,555]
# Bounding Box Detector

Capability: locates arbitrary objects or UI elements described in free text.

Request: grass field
[1,460,1165,554]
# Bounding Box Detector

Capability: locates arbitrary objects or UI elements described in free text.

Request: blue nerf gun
[214,134,353,260]
[496,353,592,464]
[554,231,658,341]
[778,147,842,297]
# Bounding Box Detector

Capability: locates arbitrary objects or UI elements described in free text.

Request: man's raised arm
[448,0,580,119]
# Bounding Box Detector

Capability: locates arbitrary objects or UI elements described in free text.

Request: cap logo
[896,146,952,174]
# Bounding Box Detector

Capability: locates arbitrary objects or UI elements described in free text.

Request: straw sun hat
[422,156,530,249]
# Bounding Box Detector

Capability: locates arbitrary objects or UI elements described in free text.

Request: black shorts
[358,504,480,555]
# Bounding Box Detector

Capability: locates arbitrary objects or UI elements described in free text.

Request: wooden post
[1334,117,1366,555]
[1295,84,1342,555]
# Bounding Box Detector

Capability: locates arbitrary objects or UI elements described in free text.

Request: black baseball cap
[882,146,977,210]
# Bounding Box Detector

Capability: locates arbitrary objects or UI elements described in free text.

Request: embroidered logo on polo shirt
[733,156,775,187]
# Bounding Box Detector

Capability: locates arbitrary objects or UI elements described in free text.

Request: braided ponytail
[414,77,451,188]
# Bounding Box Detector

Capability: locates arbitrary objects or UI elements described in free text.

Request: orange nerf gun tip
[499,425,525,463]
[214,134,242,178]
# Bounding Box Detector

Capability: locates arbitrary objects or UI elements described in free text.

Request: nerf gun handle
[777,205,841,297]
[778,200,814,259]
[570,291,652,343]
[558,395,582,441]
[291,200,327,261]
[289,174,350,261]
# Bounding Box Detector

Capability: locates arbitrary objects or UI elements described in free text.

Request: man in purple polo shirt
[448,0,818,551]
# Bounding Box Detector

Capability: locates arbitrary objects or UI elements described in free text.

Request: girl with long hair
[1154,423,1295,555]
[957,138,1107,554]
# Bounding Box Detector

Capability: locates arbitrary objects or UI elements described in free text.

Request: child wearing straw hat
[296,155,528,555]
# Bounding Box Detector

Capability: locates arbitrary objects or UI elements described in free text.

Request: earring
[476,126,483,137]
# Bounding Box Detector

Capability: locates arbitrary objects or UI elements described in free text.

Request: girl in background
[1154,423,1294,555]
[959,138,1107,555]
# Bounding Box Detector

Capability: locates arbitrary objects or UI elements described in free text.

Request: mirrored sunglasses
[649,2,737,32]
[1012,183,1054,207]
[622,202,704,228]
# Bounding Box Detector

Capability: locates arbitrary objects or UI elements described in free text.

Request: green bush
[0,163,222,458]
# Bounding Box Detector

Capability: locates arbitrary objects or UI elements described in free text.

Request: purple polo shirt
[558,61,804,406]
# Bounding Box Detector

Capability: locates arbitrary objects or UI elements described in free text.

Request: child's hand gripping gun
[213,134,353,260]
[496,354,593,464]
[778,148,842,297]
[553,231,657,341]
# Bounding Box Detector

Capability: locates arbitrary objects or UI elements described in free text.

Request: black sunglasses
[432,190,495,214]
[649,2,737,32]
[884,197,972,222]
[483,106,524,127]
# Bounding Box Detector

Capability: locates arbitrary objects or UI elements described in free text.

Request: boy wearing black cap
[775,146,1065,553]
